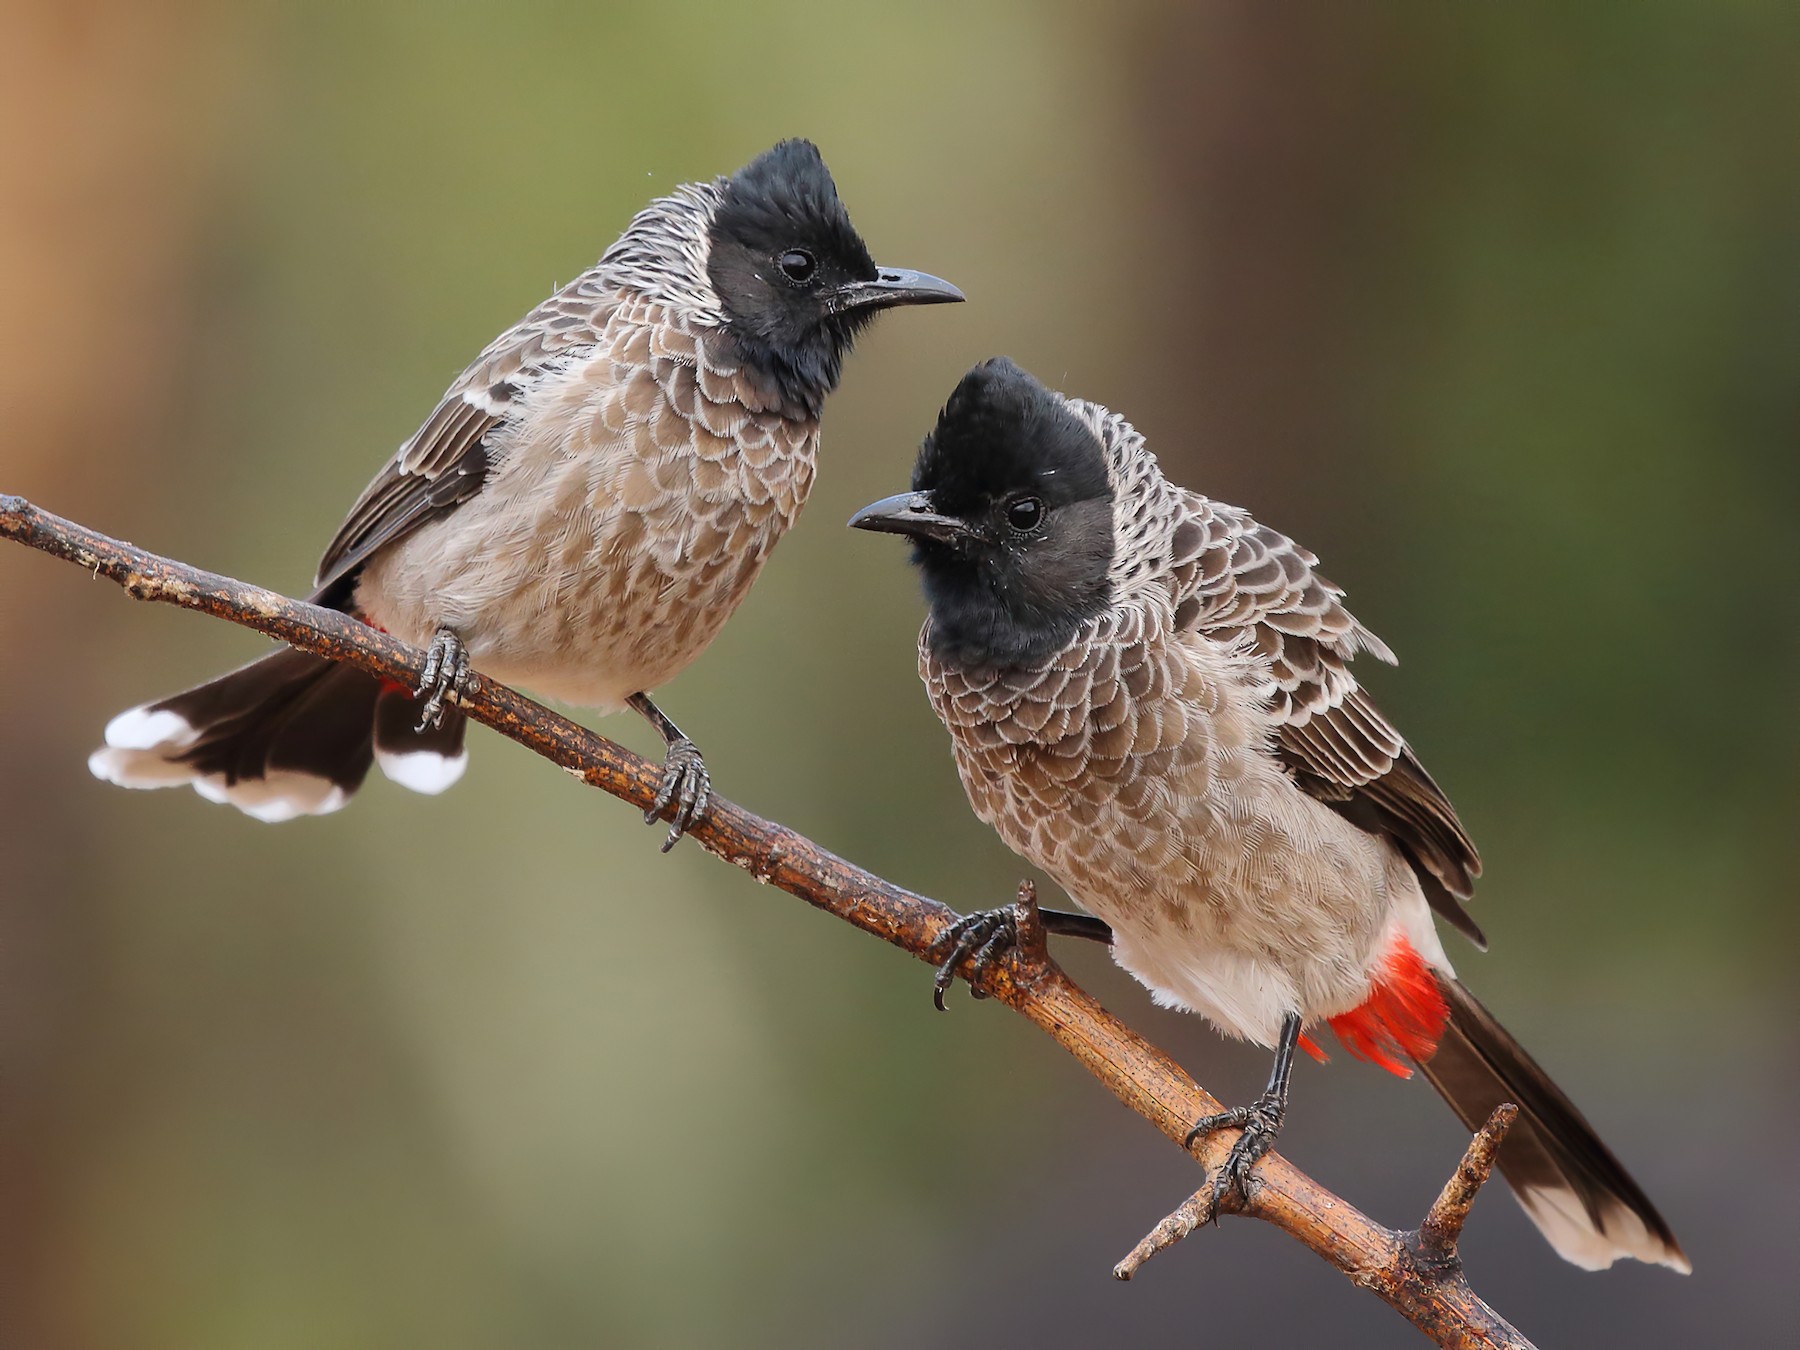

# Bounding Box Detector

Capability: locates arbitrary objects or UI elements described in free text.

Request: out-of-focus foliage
[1,3,1793,1346]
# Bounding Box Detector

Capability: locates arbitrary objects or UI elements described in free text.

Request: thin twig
[1418,1105,1519,1267]
[1113,1187,1219,1280]
[1,495,1536,1349]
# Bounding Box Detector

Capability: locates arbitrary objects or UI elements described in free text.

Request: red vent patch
[1298,935,1450,1079]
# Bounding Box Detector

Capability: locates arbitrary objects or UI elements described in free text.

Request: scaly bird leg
[1184,1010,1303,1214]
[626,692,710,852]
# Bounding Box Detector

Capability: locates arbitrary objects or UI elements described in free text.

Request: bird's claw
[927,907,1020,1010]
[415,629,471,731]
[645,737,710,851]
[1184,1090,1287,1216]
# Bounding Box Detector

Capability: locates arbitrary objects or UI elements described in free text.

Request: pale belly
[355,411,806,711]
[959,733,1437,1046]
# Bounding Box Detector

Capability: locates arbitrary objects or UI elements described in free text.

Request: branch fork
[1117,1103,1519,1290]
[1,495,1537,1349]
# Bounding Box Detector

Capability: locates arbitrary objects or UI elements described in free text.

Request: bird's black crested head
[707,140,963,418]
[850,358,1116,670]
[711,140,874,307]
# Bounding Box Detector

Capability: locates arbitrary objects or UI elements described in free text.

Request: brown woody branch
[1,495,1534,1350]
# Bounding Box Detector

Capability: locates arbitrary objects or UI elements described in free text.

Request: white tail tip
[190,771,350,822]
[1518,1185,1692,1274]
[91,718,352,823]
[375,746,469,795]
[101,705,200,752]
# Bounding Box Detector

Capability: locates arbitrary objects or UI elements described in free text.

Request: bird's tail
[89,646,467,821]
[1418,973,1689,1273]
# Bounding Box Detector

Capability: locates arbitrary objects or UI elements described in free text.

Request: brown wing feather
[1171,493,1487,948]
[314,396,501,593]
[313,277,621,594]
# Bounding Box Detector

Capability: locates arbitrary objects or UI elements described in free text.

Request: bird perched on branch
[89,139,962,845]
[851,357,1687,1272]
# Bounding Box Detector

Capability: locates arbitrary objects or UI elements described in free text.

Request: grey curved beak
[848,491,974,544]
[834,267,965,314]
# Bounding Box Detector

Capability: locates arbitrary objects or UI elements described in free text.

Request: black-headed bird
[91,139,962,846]
[851,357,1686,1272]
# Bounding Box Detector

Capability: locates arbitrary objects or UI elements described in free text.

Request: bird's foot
[415,628,471,730]
[1184,1089,1287,1215]
[927,906,1021,1011]
[644,737,710,852]
[926,887,1112,1010]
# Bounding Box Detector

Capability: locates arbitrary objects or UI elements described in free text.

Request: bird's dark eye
[777,249,817,283]
[1005,496,1045,533]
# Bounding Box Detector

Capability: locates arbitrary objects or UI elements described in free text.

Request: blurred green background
[3,2,1795,1346]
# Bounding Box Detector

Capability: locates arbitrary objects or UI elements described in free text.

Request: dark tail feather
[90,647,467,820]
[1418,974,1689,1272]
[372,684,468,793]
